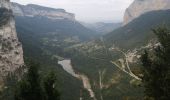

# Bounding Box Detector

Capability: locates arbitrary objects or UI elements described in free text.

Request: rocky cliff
[0,0,24,85]
[11,2,75,21]
[124,0,170,25]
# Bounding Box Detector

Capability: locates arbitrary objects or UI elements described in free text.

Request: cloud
[11,0,134,23]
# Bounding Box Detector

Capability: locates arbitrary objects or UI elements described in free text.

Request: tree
[141,27,170,100]
[14,61,60,100]
[15,62,44,100]
[43,71,60,100]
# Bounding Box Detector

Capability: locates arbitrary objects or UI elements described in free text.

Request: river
[58,59,97,100]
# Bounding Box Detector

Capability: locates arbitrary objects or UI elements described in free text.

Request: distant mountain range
[81,22,122,35]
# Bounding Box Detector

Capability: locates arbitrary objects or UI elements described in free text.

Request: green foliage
[141,27,170,100]
[0,73,18,100]
[14,62,60,100]
[15,62,44,100]
[43,71,60,100]
[67,50,144,100]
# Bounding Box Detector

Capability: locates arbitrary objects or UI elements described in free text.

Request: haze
[11,0,134,23]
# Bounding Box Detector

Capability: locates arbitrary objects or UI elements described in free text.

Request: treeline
[0,61,60,100]
[141,27,170,100]
[14,62,60,100]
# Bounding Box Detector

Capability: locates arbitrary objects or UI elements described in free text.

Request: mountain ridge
[11,2,75,21]
[81,22,122,35]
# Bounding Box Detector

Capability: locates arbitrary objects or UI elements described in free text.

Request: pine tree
[43,71,60,100]
[15,62,44,100]
[141,27,170,100]
[14,62,60,100]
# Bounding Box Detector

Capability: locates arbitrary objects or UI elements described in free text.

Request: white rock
[11,2,75,21]
[124,0,170,25]
[0,0,24,81]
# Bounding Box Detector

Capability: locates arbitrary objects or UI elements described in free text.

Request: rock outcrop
[11,2,75,21]
[0,0,24,84]
[124,0,170,25]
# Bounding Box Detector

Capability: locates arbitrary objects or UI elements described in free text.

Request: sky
[11,0,134,23]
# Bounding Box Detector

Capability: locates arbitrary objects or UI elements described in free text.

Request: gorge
[1,0,170,100]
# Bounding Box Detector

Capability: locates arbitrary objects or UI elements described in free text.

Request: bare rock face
[0,0,24,84]
[124,0,170,25]
[11,2,75,21]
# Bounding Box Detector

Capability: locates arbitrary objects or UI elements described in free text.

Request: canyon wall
[0,0,24,85]
[124,0,170,25]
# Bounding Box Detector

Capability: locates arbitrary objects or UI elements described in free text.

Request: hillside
[105,10,170,49]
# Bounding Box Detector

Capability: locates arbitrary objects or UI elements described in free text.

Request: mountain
[12,2,75,21]
[12,3,98,41]
[0,0,24,86]
[81,22,122,35]
[105,10,170,49]
[124,0,170,25]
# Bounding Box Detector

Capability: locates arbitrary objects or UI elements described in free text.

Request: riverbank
[58,59,97,100]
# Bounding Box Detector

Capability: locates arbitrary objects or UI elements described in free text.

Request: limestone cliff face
[11,3,75,21]
[0,0,24,82]
[124,0,170,25]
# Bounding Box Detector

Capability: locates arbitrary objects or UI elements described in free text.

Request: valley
[12,1,168,100]
[1,0,170,100]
